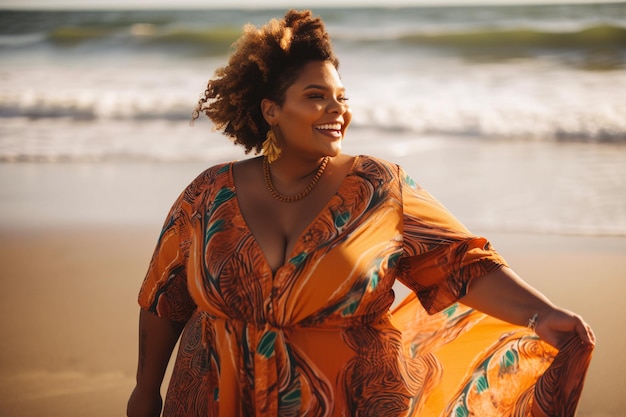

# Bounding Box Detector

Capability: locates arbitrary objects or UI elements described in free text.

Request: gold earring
[262,129,281,163]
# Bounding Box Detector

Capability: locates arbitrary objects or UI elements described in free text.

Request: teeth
[316,123,341,130]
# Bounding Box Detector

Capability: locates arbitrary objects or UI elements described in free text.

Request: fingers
[554,309,595,346]
[536,309,595,349]
[574,316,596,346]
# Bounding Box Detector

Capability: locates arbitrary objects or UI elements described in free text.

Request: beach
[0,200,624,417]
[1,4,625,415]
[0,134,625,416]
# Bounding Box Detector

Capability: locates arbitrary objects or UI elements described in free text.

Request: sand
[0,159,624,416]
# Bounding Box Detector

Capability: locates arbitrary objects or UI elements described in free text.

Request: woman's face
[265,60,352,160]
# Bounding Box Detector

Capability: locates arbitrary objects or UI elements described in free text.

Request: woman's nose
[328,98,347,113]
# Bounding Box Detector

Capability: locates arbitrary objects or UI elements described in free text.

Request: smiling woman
[127,9,594,417]
[260,61,350,163]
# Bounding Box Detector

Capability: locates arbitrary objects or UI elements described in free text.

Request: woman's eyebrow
[302,84,345,92]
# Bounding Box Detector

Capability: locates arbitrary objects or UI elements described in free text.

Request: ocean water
[0,4,625,235]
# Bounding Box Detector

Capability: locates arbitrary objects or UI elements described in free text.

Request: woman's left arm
[460,266,596,349]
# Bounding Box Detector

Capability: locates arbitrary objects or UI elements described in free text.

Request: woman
[127,10,594,417]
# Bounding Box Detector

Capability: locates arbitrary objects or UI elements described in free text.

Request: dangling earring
[262,129,282,163]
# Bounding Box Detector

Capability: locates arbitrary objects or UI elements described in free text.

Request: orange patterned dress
[138,155,592,417]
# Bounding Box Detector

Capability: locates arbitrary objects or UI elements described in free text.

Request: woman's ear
[261,98,279,125]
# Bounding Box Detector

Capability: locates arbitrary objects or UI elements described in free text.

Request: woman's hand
[461,267,596,351]
[127,385,163,417]
[534,307,596,350]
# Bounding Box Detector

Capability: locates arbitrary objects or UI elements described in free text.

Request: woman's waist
[198,311,393,331]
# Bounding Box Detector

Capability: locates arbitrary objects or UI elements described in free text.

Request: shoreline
[2,130,625,236]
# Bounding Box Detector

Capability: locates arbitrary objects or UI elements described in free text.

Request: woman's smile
[314,123,344,139]
[264,60,352,159]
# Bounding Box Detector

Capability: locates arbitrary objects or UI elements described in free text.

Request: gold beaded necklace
[263,156,330,203]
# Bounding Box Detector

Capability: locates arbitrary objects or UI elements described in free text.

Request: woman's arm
[460,266,595,349]
[127,309,186,417]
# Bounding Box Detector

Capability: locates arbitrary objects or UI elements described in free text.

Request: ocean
[0,3,625,235]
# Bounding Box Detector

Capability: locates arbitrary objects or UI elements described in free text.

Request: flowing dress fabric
[138,155,592,417]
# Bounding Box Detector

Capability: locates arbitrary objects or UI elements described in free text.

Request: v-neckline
[228,155,361,278]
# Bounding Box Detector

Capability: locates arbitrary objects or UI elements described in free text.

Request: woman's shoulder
[193,161,233,184]
[178,161,234,202]
[353,154,402,178]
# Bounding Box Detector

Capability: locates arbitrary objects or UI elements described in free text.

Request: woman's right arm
[127,309,186,417]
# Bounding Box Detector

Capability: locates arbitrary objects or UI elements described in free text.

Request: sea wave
[0,32,47,47]
[335,24,626,68]
[3,20,625,62]
[0,92,193,121]
[1,90,624,143]
[41,23,626,48]
[46,24,241,53]
[393,24,626,50]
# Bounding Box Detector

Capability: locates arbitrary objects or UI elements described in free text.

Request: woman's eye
[307,93,349,102]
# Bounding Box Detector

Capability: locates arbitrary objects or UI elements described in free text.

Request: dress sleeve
[395,165,508,314]
[137,189,196,322]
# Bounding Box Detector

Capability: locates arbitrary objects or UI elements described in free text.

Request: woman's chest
[189,191,405,326]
